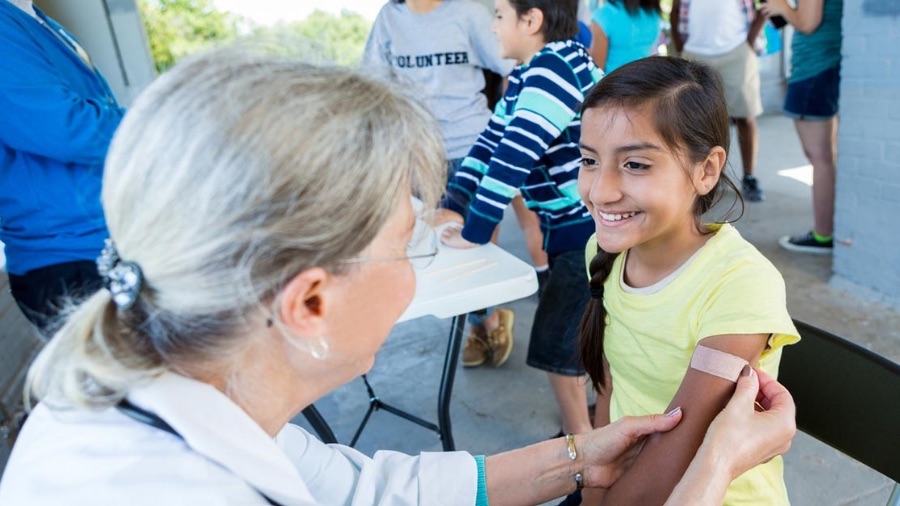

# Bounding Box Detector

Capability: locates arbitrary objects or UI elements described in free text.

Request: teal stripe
[534,198,574,212]
[515,89,573,131]
[464,158,491,176]
[468,206,501,223]
[474,455,489,506]
[481,177,518,198]
[559,182,581,202]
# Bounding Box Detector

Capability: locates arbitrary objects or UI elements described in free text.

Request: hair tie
[590,285,604,300]
[96,239,144,310]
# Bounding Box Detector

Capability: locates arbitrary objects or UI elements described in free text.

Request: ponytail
[578,245,619,393]
[26,290,165,411]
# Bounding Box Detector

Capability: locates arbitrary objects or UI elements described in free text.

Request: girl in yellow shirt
[575,56,800,505]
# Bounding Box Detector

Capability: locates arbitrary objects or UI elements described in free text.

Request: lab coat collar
[128,372,315,505]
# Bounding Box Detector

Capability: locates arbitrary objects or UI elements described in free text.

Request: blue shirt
[444,40,601,255]
[592,1,661,73]
[0,3,124,275]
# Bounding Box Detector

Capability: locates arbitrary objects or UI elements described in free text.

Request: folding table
[303,223,538,451]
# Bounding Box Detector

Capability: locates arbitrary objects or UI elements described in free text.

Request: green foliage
[138,1,371,72]
[139,0,241,73]
[255,10,371,67]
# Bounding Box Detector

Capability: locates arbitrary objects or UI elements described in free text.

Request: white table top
[399,224,538,322]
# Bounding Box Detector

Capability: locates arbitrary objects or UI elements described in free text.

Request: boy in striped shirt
[440,0,602,438]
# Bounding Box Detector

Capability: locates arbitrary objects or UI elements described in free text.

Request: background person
[0,0,125,335]
[362,0,543,352]
[588,0,661,73]
[671,0,769,203]
[763,0,843,255]
[441,0,601,440]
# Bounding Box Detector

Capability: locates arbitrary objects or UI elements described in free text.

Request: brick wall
[832,1,900,304]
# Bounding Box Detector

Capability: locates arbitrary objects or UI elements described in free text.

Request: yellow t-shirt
[585,223,800,505]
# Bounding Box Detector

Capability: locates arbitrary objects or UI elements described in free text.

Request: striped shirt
[443,40,603,254]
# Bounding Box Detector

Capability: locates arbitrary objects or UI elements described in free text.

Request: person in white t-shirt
[671,0,769,202]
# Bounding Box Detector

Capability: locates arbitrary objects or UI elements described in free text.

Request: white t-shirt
[683,0,748,56]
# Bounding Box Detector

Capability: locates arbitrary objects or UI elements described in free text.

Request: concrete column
[831,0,900,305]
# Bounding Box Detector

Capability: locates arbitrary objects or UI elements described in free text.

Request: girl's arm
[598,333,770,505]
[665,368,797,505]
[588,22,610,72]
[761,0,825,35]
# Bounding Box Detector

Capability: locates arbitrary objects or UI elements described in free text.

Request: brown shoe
[486,309,515,366]
[462,333,489,367]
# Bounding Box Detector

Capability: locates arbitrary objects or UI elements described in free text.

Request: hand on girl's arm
[483,410,682,506]
[665,367,797,505]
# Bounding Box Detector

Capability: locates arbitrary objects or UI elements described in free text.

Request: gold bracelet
[565,433,584,490]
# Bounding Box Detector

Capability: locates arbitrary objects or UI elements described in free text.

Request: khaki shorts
[683,43,762,119]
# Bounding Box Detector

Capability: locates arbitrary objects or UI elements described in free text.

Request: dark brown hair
[609,0,662,15]
[509,0,580,42]
[578,56,743,393]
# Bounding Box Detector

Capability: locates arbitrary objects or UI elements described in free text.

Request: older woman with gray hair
[0,48,795,505]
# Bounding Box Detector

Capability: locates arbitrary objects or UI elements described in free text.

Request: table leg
[437,313,467,451]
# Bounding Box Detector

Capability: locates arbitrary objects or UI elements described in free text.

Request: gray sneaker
[742,175,766,202]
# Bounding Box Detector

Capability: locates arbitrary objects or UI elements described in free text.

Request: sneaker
[742,175,766,202]
[486,308,515,366]
[462,334,489,367]
[779,231,833,255]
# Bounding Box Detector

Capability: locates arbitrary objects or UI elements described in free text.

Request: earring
[309,336,330,360]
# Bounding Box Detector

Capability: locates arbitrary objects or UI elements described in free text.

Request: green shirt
[790,0,843,83]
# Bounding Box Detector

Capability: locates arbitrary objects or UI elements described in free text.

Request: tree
[139,0,242,73]
[257,10,371,67]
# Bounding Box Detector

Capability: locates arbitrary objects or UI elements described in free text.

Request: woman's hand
[760,0,790,18]
[580,409,683,489]
[702,367,797,480]
[440,224,479,249]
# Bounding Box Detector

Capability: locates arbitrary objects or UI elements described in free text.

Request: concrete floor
[293,114,900,505]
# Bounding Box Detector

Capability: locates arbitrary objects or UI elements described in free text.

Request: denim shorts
[783,66,841,121]
[526,249,590,376]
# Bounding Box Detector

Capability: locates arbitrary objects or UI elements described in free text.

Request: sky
[212,0,384,25]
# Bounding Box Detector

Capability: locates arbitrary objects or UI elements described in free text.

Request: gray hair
[27,47,446,409]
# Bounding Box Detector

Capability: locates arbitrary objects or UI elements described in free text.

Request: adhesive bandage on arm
[689,345,749,382]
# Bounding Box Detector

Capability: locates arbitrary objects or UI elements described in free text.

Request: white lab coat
[0,373,477,505]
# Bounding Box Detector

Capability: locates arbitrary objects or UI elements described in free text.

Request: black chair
[779,320,900,505]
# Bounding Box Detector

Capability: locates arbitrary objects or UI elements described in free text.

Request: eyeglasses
[341,223,439,270]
